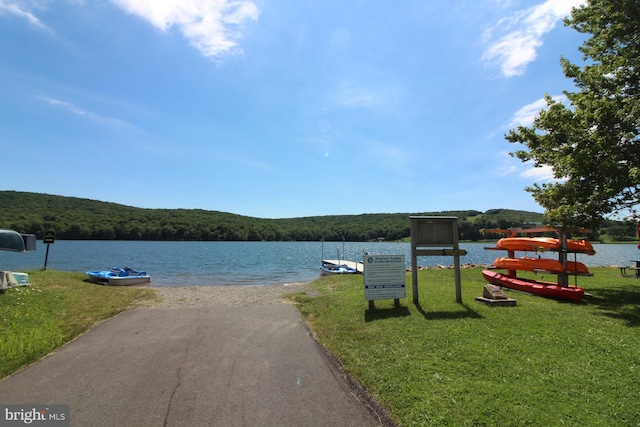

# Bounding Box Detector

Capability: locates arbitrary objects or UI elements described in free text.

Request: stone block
[483,284,508,300]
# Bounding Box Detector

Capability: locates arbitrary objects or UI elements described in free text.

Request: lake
[0,240,638,287]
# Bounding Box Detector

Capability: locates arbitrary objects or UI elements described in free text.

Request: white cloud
[0,0,258,60]
[38,95,134,128]
[329,82,401,112]
[109,0,259,59]
[0,0,50,31]
[483,0,585,77]
[39,96,87,115]
[496,164,519,177]
[495,151,558,183]
[508,94,567,128]
[520,163,556,181]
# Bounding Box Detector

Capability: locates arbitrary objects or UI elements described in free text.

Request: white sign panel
[364,254,406,301]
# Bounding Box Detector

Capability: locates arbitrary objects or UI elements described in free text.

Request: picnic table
[620,260,640,278]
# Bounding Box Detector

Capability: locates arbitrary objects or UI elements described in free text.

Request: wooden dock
[321,260,364,273]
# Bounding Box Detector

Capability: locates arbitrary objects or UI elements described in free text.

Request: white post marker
[364,254,406,309]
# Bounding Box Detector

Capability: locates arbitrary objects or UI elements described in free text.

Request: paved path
[0,305,386,426]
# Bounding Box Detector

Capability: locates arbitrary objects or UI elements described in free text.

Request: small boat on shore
[482,270,584,302]
[320,239,363,276]
[87,267,151,286]
[495,237,595,255]
[320,260,362,276]
[492,257,590,275]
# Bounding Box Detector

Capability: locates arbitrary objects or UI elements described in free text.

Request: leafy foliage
[506,0,640,227]
[0,191,551,241]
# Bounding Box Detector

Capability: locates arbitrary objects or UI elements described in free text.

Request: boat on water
[87,267,151,286]
[320,260,362,276]
[482,270,584,302]
[492,257,590,275]
[495,237,595,255]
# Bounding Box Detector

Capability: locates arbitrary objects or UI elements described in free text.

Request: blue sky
[0,0,587,218]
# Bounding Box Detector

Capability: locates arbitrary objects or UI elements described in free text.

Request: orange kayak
[495,237,595,255]
[492,257,590,275]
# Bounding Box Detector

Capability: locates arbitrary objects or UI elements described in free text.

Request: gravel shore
[147,282,316,308]
[145,264,485,309]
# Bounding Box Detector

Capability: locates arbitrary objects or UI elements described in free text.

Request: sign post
[410,216,466,304]
[364,254,406,309]
[43,231,55,270]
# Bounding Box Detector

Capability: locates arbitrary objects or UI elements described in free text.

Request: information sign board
[43,231,56,244]
[412,216,456,247]
[409,216,463,303]
[363,254,406,301]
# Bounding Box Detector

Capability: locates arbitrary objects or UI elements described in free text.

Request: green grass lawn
[2,268,638,426]
[0,270,157,378]
[290,267,640,427]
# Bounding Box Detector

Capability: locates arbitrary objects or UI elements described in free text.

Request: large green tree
[506,0,640,228]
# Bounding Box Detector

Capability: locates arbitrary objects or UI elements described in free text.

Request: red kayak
[482,270,584,302]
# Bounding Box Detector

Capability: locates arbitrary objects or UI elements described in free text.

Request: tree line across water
[0,191,635,242]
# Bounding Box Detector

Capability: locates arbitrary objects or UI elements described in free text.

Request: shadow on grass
[363,301,485,322]
[584,284,640,327]
[414,301,484,321]
[364,306,411,322]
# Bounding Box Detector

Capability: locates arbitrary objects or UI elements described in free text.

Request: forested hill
[0,191,547,241]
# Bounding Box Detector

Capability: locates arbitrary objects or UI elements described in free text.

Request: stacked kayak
[495,237,595,255]
[482,270,585,302]
[483,234,594,302]
[492,257,589,275]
